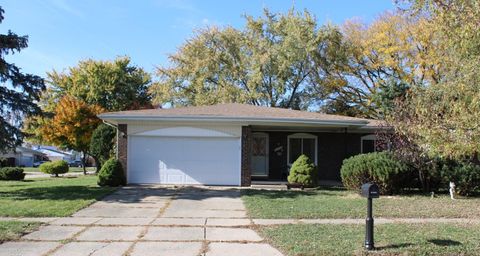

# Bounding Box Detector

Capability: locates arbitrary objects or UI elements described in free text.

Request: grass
[242,188,480,219]
[0,176,116,217]
[0,221,41,243]
[23,167,96,173]
[259,223,480,255]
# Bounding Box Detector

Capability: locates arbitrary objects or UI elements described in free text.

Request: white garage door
[128,136,241,185]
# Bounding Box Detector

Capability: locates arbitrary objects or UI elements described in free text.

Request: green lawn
[260,223,480,255]
[0,221,41,243]
[23,167,96,173]
[242,188,480,219]
[0,176,115,217]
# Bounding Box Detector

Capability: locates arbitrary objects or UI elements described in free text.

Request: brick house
[99,103,382,186]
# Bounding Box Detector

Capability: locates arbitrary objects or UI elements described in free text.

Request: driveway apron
[0,187,283,256]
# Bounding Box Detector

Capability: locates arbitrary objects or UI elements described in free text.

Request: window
[287,133,317,165]
[361,135,376,153]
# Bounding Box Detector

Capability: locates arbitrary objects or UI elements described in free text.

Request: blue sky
[1,0,395,78]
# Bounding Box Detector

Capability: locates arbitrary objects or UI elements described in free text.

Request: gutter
[102,120,117,128]
[97,115,369,127]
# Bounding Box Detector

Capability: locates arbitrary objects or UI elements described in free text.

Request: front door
[251,133,268,177]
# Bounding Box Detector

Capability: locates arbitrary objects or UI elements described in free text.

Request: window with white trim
[361,134,377,153]
[287,133,317,165]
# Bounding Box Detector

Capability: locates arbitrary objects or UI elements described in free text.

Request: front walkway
[0,187,283,256]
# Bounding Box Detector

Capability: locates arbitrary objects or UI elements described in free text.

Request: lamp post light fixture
[361,183,380,250]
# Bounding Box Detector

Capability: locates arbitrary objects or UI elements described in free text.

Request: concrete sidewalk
[2,217,478,226]
[0,187,283,256]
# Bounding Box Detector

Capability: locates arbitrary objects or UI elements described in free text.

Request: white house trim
[132,126,237,138]
[361,134,377,153]
[287,133,318,166]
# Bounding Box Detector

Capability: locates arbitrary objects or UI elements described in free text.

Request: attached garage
[127,127,241,185]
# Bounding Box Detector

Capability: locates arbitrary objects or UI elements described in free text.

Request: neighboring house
[99,103,384,186]
[36,146,74,162]
[0,146,46,167]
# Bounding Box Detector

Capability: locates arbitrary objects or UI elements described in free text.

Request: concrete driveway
[0,187,283,256]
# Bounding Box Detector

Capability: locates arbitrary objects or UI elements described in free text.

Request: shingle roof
[99,103,384,127]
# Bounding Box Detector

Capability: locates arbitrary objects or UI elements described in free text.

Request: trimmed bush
[0,167,25,180]
[287,154,317,187]
[39,160,69,177]
[98,158,126,187]
[340,152,409,195]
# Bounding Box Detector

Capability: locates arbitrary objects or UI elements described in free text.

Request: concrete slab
[152,218,206,226]
[73,206,159,218]
[130,242,203,256]
[91,201,167,209]
[50,242,132,256]
[22,226,84,241]
[206,218,251,227]
[206,228,263,242]
[76,226,144,241]
[207,243,283,256]
[50,217,101,225]
[163,209,246,218]
[0,241,60,256]
[95,217,154,226]
[142,227,204,241]
[167,200,245,211]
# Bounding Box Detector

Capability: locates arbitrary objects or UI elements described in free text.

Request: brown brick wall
[117,124,128,178]
[241,126,252,186]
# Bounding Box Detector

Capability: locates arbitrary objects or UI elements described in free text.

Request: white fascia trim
[98,115,369,127]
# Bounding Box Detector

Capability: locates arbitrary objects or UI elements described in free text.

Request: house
[35,146,75,162]
[99,103,383,186]
[0,146,46,167]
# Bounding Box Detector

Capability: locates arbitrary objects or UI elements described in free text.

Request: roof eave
[98,115,369,127]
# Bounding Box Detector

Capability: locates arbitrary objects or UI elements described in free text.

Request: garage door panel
[128,136,240,185]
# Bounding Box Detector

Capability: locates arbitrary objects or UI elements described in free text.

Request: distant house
[0,147,46,167]
[36,146,75,162]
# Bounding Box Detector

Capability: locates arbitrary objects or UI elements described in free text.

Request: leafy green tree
[151,9,342,110]
[47,56,152,111]
[25,56,151,147]
[90,124,116,171]
[0,6,45,152]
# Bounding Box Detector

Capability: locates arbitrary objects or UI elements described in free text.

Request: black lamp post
[361,183,379,250]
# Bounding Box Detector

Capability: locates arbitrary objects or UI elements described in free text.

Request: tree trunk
[82,152,87,175]
[93,157,101,173]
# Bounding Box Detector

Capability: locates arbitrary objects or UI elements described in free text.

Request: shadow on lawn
[376,239,462,251]
[0,185,112,201]
[428,239,462,246]
[376,243,414,250]
[241,188,344,199]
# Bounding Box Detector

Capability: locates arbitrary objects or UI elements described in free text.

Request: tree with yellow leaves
[318,12,442,118]
[41,96,104,174]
